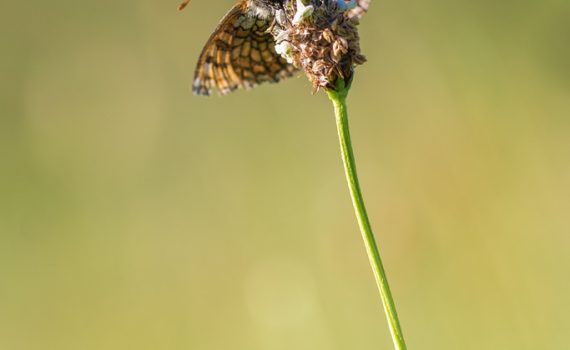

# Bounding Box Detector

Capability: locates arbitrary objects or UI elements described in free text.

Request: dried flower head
[272,0,368,92]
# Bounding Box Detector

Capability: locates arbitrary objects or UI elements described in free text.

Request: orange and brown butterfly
[179,0,371,96]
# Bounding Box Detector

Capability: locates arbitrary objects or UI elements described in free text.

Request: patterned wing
[193,4,297,96]
[347,0,371,20]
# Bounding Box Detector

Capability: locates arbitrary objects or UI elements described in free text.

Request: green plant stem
[326,79,408,350]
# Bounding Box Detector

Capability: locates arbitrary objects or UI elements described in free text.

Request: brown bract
[273,0,367,92]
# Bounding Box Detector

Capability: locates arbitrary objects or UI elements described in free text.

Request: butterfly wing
[193,4,297,96]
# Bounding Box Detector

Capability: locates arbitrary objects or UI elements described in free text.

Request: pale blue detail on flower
[337,0,357,10]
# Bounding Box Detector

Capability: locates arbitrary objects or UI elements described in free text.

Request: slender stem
[326,79,408,350]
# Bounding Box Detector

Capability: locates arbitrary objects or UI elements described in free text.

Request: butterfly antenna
[178,0,191,11]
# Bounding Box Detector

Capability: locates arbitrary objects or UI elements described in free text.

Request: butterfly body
[249,0,286,18]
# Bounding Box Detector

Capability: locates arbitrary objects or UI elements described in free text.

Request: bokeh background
[1,0,569,349]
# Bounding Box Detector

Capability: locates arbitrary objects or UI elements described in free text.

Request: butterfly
[179,0,370,96]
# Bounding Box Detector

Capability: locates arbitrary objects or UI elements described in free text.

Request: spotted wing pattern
[347,0,371,20]
[193,4,297,96]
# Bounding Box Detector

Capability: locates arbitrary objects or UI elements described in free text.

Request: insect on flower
[179,0,370,96]
[178,0,296,96]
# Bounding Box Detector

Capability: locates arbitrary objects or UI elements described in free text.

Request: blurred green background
[1,1,569,349]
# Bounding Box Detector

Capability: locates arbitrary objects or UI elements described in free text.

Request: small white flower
[293,0,315,25]
[274,41,294,64]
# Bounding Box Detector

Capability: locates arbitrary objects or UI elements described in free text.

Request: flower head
[272,0,368,92]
